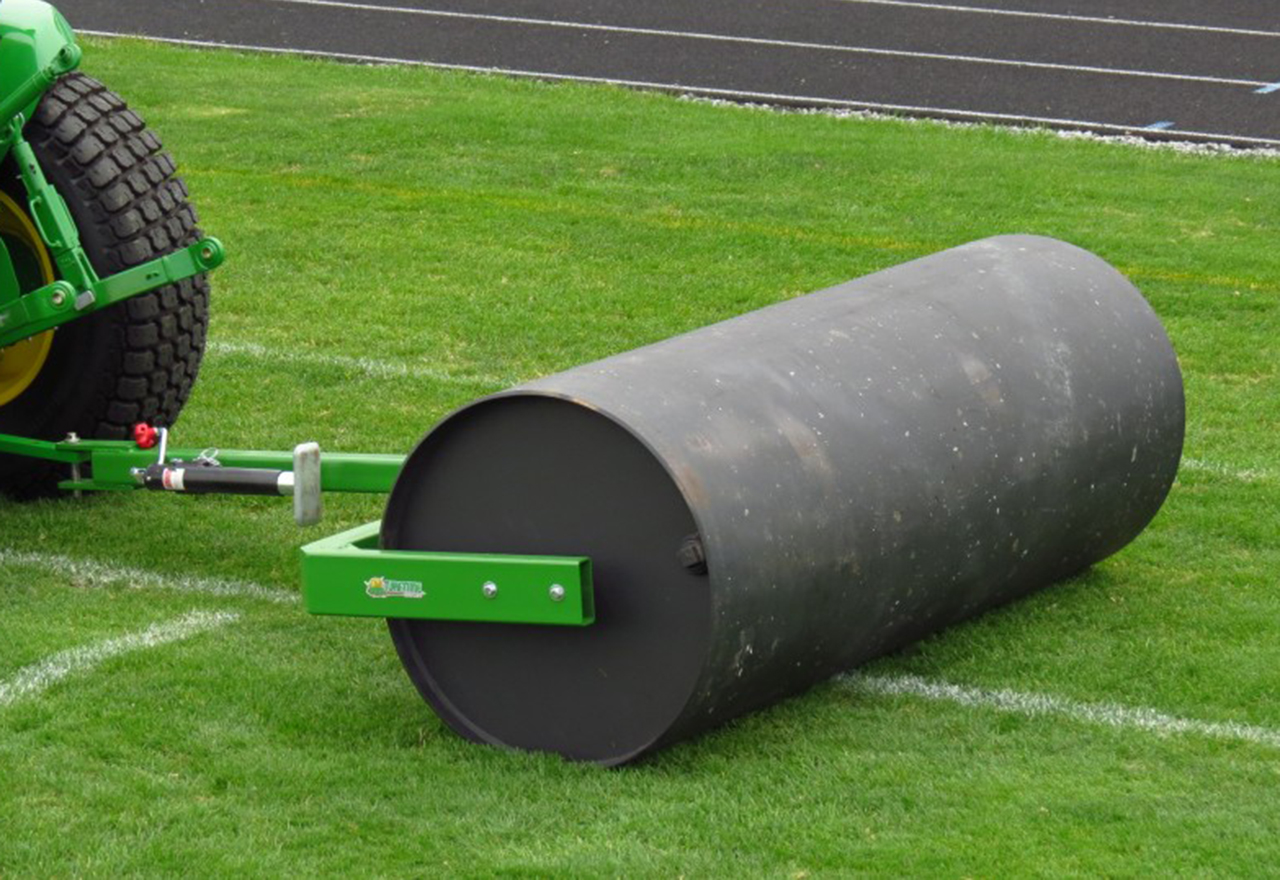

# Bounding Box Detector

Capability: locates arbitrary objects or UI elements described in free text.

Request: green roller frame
[302,522,594,626]
[0,431,597,627]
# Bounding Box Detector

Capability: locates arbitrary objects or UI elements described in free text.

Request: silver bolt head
[50,290,66,307]
[549,584,566,602]
[482,581,498,599]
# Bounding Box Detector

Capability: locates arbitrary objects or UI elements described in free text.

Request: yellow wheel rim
[0,190,56,407]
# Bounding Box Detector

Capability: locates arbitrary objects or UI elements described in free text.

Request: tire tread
[26,72,209,441]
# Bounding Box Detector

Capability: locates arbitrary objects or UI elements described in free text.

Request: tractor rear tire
[0,73,210,497]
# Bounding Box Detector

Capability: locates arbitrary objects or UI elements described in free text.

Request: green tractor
[0,0,219,496]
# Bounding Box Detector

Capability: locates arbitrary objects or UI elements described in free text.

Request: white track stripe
[252,0,1266,88]
[206,340,513,387]
[835,0,1280,39]
[74,32,1280,149]
[0,548,296,604]
[1181,457,1277,483]
[0,610,239,707]
[845,672,1280,749]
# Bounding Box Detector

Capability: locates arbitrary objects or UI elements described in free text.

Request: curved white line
[0,610,239,707]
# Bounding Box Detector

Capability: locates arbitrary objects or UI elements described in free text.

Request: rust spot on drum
[672,462,708,508]
[960,355,1005,408]
[775,411,834,476]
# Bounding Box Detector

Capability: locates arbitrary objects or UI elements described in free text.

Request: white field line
[0,610,239,707]
[206,340,513,388]
[686,93,1280,158]
[834,0,1280,39]
[76,31,1280,150]
[1181,457,1277,483]
[208,356,1279,482]
[205,345,1280,462]
[0,548,296,604]
[255,0,1267,89]
[844,672,1280,749]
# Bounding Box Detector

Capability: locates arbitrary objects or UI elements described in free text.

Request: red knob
[133,423,159,449]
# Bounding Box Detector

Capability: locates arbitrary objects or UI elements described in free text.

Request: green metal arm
[302,521,594,626]
[0,237,226,349]
[0,42,79,136]
[0,433,403,493]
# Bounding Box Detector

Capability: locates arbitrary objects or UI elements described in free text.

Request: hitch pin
[129,425,169,484]
[65,431,81,497]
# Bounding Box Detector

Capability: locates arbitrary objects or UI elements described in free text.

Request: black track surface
[56,0,1280,146]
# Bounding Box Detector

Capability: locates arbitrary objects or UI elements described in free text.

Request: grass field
[1,36,1278,876]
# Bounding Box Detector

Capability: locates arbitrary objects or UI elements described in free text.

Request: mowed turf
[1,36,1278,875]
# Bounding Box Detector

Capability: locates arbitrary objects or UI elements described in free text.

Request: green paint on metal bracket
[301,521,595,626]
[0,234,226,349]
[0,123,224,348]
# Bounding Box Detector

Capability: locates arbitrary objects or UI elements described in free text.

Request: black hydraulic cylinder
[140,463,291,495]
[383,235,1185,764]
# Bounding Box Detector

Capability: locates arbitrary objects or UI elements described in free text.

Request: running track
[55,0,1280,148]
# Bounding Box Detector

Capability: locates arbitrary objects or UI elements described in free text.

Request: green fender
[0,0,80,156]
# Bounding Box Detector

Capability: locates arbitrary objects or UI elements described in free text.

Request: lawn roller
[0,1,1185,764]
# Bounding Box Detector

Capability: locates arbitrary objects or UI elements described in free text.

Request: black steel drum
[384,235,1185,764]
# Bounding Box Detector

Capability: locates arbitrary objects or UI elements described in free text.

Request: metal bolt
[482,581,498,599]
[50,290,66,307]
[676,532,708,575]
[64,432,80,444]
[549,584,566,602]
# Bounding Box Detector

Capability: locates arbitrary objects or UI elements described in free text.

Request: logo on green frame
[364,576,425,599]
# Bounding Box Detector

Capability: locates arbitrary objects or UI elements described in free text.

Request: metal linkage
[0,430,402,500]
[0,42,81,148]
[0,44,224,350]
[0,163,226,349]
